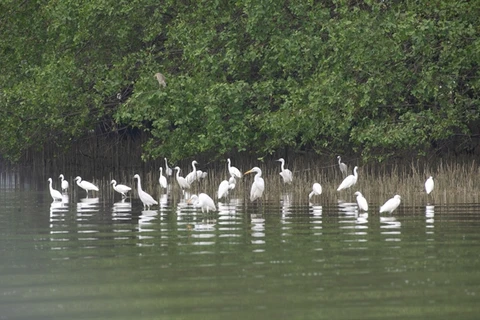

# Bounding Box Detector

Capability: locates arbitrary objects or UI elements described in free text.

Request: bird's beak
[244,169,253,175]
[187,198,192,204]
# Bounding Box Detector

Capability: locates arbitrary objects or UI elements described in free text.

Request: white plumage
[164,157,173,176]
[185,160,200,185]
[354,191,368,212]
[277,158,293,184]
[159,167,167,190]
[48,178,63,201]
[133,174,158,210]
[309,183,322,200]
[175,166,191,192]
[245,167,265,202]
[74,176,99,197]
[59,174,69,193]
[337,166,358,191]
[380,195,401,214]
[217,180,230,200]
[110,179,131,198]
[188,193,217,213]
[227,158,242,179]
[425,176,434,195]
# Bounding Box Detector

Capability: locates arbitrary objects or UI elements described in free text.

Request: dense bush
[1,0,478,163]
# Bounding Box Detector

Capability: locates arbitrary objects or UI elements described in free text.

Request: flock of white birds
[47,156,435,214]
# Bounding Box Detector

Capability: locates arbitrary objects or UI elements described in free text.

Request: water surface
[1,174,480,320]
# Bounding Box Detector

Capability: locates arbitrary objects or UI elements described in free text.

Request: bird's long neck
[281,161,285,171]
[76,179,82,187]
[192,162,196,171]
[353,167,358,178]
[49,180,53,190]
[136,177,143,192]
[338,157,341,165]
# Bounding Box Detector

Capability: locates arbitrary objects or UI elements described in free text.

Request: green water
[1,175,480,320]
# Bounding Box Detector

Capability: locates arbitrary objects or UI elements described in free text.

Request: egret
[425,176,434,195]
[228,175,236,190]
[354,191,368,212]
[187,193,217,213]
[185,160,200,185]
[74,176,99,197]
[337,166,358,191]
[309,183,322,200]
[337,156,348,177]
[380,195,401,214]
[110,180,131,198]
[227,158,242,179]
[164,158,173,176]
[159,167,167,190]
[154,72,166,87]
[276,158,293,184]
[59,174,69,193]
[244,167,265,202]
[217,180,230,199]
[174,166,191,192]
[48,178,63,201]
[133,174,158,210]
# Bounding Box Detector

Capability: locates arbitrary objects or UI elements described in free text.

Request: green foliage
[1,0,479,163]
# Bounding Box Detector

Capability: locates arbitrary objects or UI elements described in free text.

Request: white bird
[425,176,434,195]
[133,174,158,210]
[380,195,401,214]
[185,160,200,185]
[354,191,368,212]
[244,167,265,202]
[337,166,358,191]
[187,193,217,213]
[227,158,242,179]
[337,156,348,177]
[164,158,173,176]
[110,179,131,198]
[159,167,167,190]
[228,175,236,190]
[174,166,191,192]
[309,183,322,200]
[277,158,293,184]
[59,174,69,193]
[48,178,63,201]
[217,180,230,199]
[74,176,99,197]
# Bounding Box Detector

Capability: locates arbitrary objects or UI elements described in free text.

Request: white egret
[380,195,401,214]
[174,166,191,192]
[74,176,99,197]
[164,158,173,176]
[337,156,348,177]
[354,191,368,212]
[227,158,242,179]
[336,166,358,191]
[185,160,200,185]
[59,174,69,193]
[159,167,167,190]
[309,183,322,200]
[217,180,230,199]
[276,158,293,184]
[48,178,63,201]
[425,176,434,195]
[244,167,265,202]
[228,175,236,190]
[187,193,217,213]
[133,174,158,210]
[110,180,131,198]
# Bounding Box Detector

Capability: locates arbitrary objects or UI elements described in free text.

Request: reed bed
[4,154,480,207]
[99,155,480,207]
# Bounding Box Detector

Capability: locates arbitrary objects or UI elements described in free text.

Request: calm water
[1,174,480,320]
